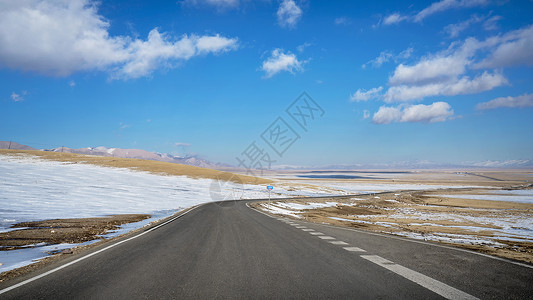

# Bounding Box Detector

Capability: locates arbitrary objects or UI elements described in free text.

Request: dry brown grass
[0,149,271,185]
[253,188,533,264]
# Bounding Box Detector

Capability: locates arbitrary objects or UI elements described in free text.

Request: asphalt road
[1,200,532,299]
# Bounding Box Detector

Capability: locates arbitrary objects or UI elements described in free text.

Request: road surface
[1,200,532,299]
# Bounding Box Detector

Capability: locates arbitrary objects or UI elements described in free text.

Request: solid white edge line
[360,255,479,300]
[0,204,202,295]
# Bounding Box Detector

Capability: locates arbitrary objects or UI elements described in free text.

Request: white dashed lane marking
[276,216,477,299]
[329,241,349,245]
[343,247,366,252]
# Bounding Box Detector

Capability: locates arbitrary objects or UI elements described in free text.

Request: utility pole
[8,141,12,150]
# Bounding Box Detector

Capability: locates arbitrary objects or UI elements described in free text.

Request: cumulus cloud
[475,25,533,69]
[385,71,508,102]
[476,93,533,110]
[0,0,238,79]
[382,25,533,102]
[115,31,238,79]
[372,102,454,124]
[261,49,304,78]
[363,110,370,119]
[350,87,383,102]
[389,53,469,86]
[277,0,302,28]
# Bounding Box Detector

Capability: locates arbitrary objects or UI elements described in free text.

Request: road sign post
[267,185,273,202]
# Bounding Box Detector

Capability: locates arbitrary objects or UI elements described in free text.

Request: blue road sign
[267,185,273,191]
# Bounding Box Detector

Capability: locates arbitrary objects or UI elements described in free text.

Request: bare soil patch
[0,214,150,250]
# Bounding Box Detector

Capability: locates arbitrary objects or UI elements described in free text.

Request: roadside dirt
[0,214,151,250]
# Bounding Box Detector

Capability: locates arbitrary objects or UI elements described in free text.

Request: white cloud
[350,86,383,102]
[363,47,413,69]
[414,0,488,23]
[444,14,485,38]
[385,71,508,102]
[363,110,370,119]
[389,52,470,86]
[372,102,454,124]
[334,17,351,26]
[372,106,403,124]
[261,49,304,78]
[475,25,533,69]
[297,42,311,53]
[119,123,131,130]
[364,51,393,69]
[11,91,27,102]
[0,0,238,79]
[277,0,302,28]
[180,0,240,9]
[383,13,408,25]
[381,0,488,26]
[113,30,238,79]
[398,48,414,59]
[483,15,502,31]
[68,80,76,87]
[382,26,533,102]
[476,93,533,110]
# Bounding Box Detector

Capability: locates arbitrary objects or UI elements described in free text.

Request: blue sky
[1,0,532,167]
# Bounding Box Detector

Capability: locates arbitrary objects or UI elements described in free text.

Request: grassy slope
[0,149,271,185]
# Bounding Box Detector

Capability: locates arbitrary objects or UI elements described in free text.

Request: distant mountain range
[0,141,36,150]
[1,141,532,170]
[0,141,228,170]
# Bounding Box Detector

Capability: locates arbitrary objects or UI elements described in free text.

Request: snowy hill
[42,145,228,169]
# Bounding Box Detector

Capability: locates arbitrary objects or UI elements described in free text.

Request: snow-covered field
[433,191,533,204]
[292,180,485,194]
[257,198,533,250]
[259,202,341,218]
[1,154,363,273]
